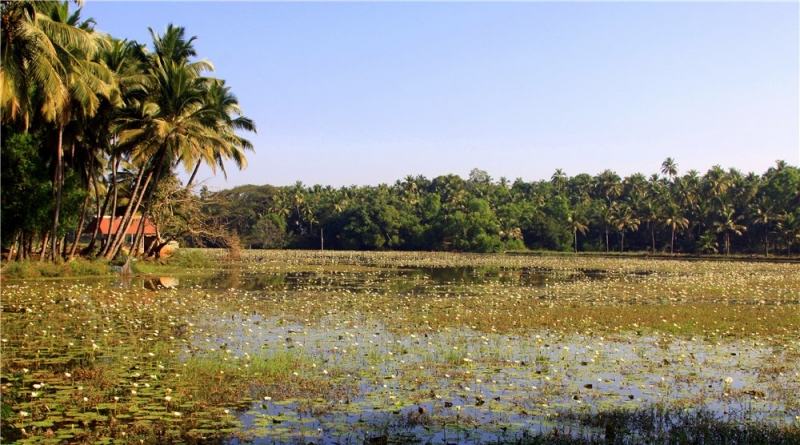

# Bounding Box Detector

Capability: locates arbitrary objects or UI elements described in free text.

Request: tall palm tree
[595,202,616,253]
[33,1,115,260]
[183,79,255,187]
[662,204,688,254]
[568,212,588,253]
[613,204,640,252]
[713,205,746,256]
[1,1,93,128]
[751,199,775,257]
[778,211,800,256]
[661,157,678,180]
[551,168,567,194]
[104,25,239,259]
[594,170,622,205]
[640,199,661,253]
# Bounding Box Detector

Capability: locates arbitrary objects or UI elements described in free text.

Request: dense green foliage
[2,2,797,260]
[203,163,800,255]
[1,0,255,261]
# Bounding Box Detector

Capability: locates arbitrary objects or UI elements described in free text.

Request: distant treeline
[201,160,800,256]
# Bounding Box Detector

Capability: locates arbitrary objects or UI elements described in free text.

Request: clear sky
[85,1,799,191]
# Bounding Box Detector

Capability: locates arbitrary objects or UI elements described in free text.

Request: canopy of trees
[203,163,800,256]
[1,0,255,261]
[3,2,798,260]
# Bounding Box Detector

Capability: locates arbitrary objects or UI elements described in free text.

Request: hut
[86,216,159,253]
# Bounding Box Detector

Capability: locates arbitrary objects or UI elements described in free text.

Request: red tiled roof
[86,216,157,235]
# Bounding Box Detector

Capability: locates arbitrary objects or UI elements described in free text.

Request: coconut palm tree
[751,199,776,257]
[32,1,115,260]
[713,205,746,256]
[551,168,567,194]
[594,170,622,205]
[1,1,93,129]
[778,211,800,256]
[104,25,240,259]
[661,157,678,180]
[182,79,255,188]
[613,204,640,252]
[595,202,616,253]
[568,212,588,253]
[662,204,688,254]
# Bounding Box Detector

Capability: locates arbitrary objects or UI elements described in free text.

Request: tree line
[1,0,255,261]
[3,2,798,261]
[202,160,800,256]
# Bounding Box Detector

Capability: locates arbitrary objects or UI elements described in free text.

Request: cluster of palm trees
[205,160,799,256]
[559,158,800,255]
[1,0,255,261]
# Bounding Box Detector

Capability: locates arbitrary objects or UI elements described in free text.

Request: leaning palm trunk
[185,159,202,189]
[102,162,148,258]
[130,148,170,256]
[104,166,152,260]
[97,155,121,254]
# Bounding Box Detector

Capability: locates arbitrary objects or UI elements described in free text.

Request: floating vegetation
[1,251,799,443]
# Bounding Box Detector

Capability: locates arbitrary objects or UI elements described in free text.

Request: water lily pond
[2,251,799,444]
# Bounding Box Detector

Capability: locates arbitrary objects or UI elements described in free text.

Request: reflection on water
[174,266,599,294]
[112,276,180,290]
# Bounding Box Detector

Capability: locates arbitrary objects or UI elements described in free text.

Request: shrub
[167,249,213,268]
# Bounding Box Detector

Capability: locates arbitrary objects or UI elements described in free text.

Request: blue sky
[85,1,799,190]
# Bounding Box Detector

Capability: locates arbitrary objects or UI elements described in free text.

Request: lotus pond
[2,251,799,444]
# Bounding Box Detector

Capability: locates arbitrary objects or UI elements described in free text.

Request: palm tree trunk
[651,225,656,253]
[39,232,50,262]
[104,167,153,260]
[130,148,169,257]
[50,125,65,261]
[84,163,108,254]
[102,163,148,258]
[670,226,675,254]
[8,232,20,262]
[98,154,121,253]
[725,233,730,256]
[574,228,578,254]
[605,228,610,253]
[67,193,90,259]
[15,233,26,261]
[110,143,169,260]
[185,160,202,189]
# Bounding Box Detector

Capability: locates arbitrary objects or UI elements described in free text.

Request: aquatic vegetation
[1,251,798,443]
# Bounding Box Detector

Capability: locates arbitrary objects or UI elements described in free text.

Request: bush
[1,258,112,278]
[68,258,111,276]
[166,249,213,268]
